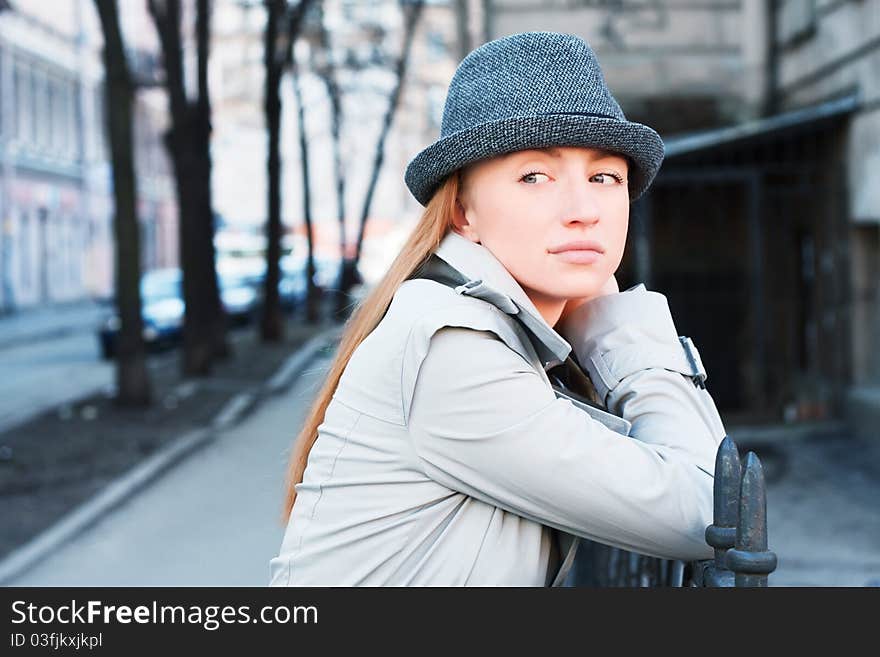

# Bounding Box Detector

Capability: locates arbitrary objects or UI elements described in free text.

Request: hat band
[536,110,621,121]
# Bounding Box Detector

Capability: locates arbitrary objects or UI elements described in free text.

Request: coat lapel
[429,231,573,367]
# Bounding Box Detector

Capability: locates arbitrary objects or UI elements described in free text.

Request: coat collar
[429,230,573,366]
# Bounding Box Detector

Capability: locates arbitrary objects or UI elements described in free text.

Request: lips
[547,240,605,254]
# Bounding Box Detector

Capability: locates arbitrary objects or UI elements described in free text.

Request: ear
[451,198,481,244]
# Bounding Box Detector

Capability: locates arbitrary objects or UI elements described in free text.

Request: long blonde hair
[280,171,462,523]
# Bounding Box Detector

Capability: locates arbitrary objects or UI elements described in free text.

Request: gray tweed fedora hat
[404,31,664,205]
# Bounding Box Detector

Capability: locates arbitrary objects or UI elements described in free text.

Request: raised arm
[555,282,727,473]
[406,286,726,562]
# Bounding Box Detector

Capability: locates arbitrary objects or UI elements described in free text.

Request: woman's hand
[557,274,619,326]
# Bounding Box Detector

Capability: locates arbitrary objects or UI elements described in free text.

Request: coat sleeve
[406,286,726,562]
[555,282,728,475]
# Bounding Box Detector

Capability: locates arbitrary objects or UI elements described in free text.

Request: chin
[533,284,601,302]
[520,269,608,300]
[558,279,606,299]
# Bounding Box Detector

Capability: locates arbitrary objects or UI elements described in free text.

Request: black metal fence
[694,436,778,587]
[566,435,778,587]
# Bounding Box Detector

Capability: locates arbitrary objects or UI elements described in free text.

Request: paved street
[0,300,249,436]
[0,330,113,435]
[763,433,880,586]
[0,300,108,352]
[0,301,118,435]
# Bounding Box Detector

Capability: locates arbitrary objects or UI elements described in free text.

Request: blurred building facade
[0,0,176,313]
[489,0,768,130]
[764,0,880,434]
[464,0,879,430]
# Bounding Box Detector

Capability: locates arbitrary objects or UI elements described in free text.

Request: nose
[560,178,601,227]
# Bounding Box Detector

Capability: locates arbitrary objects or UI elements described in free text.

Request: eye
[590,172,625,185]
[519,170,550,184]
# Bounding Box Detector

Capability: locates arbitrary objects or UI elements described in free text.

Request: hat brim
[404,114,664,206]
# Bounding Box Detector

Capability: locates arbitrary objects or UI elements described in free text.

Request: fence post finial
[725,451,778,587]
[703,435,740,586]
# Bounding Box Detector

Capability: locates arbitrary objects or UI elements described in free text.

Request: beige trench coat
[269,230,726,586]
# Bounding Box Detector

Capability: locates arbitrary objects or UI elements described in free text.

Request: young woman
[269,31,727,586]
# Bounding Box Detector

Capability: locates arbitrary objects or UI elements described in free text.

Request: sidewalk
[0,299,107,351]
[761,431,880,586]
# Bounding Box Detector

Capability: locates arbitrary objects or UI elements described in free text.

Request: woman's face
[453,145,630,326]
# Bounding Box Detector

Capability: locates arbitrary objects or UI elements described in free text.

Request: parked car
[218,271,259,326]
[313,256,341,291]
[98,268,184,360]
[217,255,308,314]
[279,254,342,292]
[279,255,308,311]
[98,266,265,360]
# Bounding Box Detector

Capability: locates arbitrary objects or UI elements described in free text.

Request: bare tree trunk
[280,0,319,325]
[312,2,352,322]
[148,0,227,376]
[762,0,779,117]
[195,0,229,360]
[94,0,152,406]
[352,0,424,270]
[261,0,317,336]
[291,59,321,325]
[481,0,493,43]
[261,0,285,341]
[454,0,470,60]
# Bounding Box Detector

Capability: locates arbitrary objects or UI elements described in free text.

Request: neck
[520,285,567,328]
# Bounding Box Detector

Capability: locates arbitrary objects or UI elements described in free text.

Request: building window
[0,49,4,140]
[62,79,75,160]
[47,76,57,155]
[68,79,79,161]
[33,68,48,152]
[50,77,68,158]
[14,63,31,146]
[19,209,30,292]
